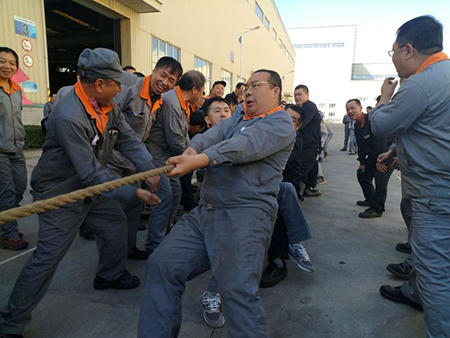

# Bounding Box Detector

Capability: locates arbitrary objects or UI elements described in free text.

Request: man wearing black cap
[208,80,226,98]
[0,48,161,338]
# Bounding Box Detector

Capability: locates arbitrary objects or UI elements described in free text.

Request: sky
[274,0,450,63]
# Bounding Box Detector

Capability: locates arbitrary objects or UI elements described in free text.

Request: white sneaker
[288,243,316,272]
[201,291,225,328]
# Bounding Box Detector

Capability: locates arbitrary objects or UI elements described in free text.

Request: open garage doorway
[44,0,121,93]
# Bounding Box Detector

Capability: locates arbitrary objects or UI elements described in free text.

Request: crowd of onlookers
[1,14,450,337]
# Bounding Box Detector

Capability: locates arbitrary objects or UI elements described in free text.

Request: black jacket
[283,131,303,196]
[299,100,321,150]
[355,114,387,166]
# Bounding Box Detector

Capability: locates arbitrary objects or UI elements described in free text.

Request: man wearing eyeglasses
[370,16,450,337]
[138,69,295,338]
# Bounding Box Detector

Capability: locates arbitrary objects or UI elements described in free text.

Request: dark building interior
[44,0,121,92]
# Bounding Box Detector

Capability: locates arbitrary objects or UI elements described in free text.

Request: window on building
[293,42,345,49]
[195,56,212,93]
[264,17,270,30]
[254,2,263,21]
[318,103,326,108]
[329,103,336,108]
[328,112,335,117]
[272,29,277,40]
[152,37,180,69]
[221,69,232,95]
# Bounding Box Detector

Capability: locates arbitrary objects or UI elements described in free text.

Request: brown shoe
[0,237,29,250]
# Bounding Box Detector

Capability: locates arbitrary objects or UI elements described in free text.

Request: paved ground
[0,124,424,337]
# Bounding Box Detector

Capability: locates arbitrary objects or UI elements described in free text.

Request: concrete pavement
[0,124,424,337]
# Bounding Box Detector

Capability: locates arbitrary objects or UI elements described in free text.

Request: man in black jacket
[294,85,322,197]
[346,99,394,218]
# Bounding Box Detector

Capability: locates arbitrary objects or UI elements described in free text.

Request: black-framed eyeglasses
[388,45,407,57]
[243,81,277,92]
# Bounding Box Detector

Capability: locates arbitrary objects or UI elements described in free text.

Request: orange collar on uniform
[74,81,113,135]
[175,86,191,120]
[358,113,366,128]
[243,105,281,120]
[415,52,449,74]
[0,79,20,96]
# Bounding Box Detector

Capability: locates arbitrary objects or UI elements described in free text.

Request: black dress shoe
[340,148,347,151]
[0,334,24,338]
[356,200,371,207]
[93,270,140,290]
[386,261,413,279]
[260,261,287,288]
[396,242,412,254]
[359,208,382,218]
[379,285,423,311]
[128,247,151,260]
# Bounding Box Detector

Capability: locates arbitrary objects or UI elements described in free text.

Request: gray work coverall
[370,59,450,338]
[111,75,172,252]
[138,109,295,338]
[145,87,190,228]
[0,80,27,240]
[0,86,155,335]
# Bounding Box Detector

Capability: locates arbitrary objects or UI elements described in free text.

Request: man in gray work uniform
[0,48,161,338]
[138,69,296,338]
[370,16,450,337]
[145,70,206,229]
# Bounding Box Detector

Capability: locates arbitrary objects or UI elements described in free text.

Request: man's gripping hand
[145,176,161,193]
[166,153,209,177]
[134,189,161,205]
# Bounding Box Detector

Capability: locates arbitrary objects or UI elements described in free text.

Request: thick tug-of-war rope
[0,165,175,225]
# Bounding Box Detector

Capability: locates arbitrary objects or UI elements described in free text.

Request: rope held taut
[0,165,175,225]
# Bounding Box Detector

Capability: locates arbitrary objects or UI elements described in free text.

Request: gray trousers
[0,196,127,335]
[0,151,27,239]
[410,198,450,338]
[138,206,273,338]
[399,198,420,303]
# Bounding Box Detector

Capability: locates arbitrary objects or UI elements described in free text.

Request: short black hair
[154,56,183,79]
[376,95,381,103]
[225,94,238,106]
[285,104,303,122]
[203,97,230,116]
[189,110,207,128]
[134,72,145,78]
[367,106,373,110]
[236,82,245,89]
[0,47,19,66]
[253,69,282,103]
[396,15,443,55]
[346,98,362,106]
[294,84,309,94]
[49,92,56,97]
[178,70,206,91]
[122,65,136,71]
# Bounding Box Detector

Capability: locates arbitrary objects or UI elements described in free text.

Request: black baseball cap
[212,80,226,88]
[77,48,137,86]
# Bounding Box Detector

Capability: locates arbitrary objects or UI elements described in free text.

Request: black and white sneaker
[201,292,225,328]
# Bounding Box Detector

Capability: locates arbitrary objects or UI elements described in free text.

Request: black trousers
[357,161,394,213]
[268,217,289,261]
[180,171,195,211]
[299,147,319,189]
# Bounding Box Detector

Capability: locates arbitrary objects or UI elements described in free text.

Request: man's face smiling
[212,84,225,98]
[151,66,178,95]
